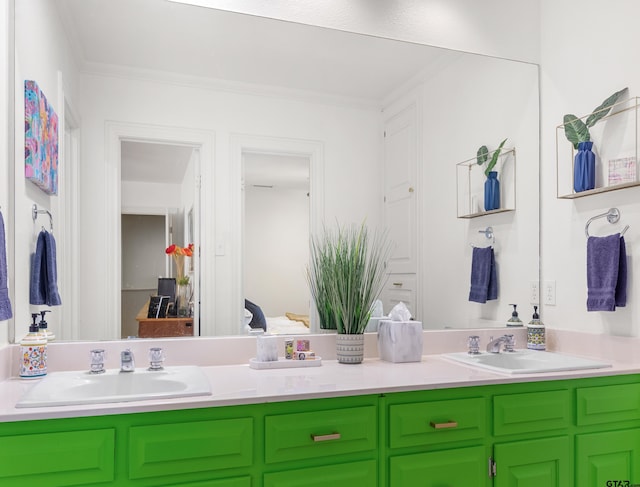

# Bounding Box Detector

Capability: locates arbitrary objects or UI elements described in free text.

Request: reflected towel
[29,230,62,306]
[469,246,498,304]
[44,231,61,306]
[0,211,12,320]
[587,234,626,311]
[30,231,47,305]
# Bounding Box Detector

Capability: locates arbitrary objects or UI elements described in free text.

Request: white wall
[12,0,80,340]
[0,0,11,347]
[193,0,540,64]
[244,187,309,317]
[540,0,640,337]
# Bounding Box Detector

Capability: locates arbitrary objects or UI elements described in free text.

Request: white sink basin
[16,365,212,408]
[442,349,611,375]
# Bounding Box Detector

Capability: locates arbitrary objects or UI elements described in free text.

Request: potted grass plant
[307,222,391,364]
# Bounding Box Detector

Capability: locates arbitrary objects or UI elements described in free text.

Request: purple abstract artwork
[25,80,58,195]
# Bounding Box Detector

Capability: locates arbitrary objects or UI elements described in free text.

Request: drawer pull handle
[311,433,341,442]
[430,420,458,430]
[392,282,403,287]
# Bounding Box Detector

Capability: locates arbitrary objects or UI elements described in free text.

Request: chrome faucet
[120,349,135,372]
[486,335,510,353]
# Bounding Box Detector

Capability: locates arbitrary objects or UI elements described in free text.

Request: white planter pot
[336,334,364,364]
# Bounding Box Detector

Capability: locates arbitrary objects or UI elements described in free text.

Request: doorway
[120,140,197,338]
[120,213,166,337]
[243,152,310,321]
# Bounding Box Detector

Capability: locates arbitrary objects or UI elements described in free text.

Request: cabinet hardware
[392,282,403,287]
[311,433,341,442]
[429,420,458,429]
[488,456,497,478]
[408,187,414,193]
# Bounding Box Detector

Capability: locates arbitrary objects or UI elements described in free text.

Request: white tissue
[389,301,412,321]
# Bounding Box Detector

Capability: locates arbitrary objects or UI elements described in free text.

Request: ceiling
[121,141,193,183]
[56,0,460,184]
[243,153,309,191]
[55,0,454,103]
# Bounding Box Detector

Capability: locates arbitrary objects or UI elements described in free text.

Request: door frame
[229,134,324,333]
[105,122,213,339]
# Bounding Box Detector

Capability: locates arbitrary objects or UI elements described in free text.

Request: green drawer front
[390,445,488,487]
[264,460,377,487]
[129,417,253,479]
[389,397,485,448]
[264,405,377,464]
[494,390,570,436]
[577,383,640,426]
[0,428,114,487]
[171,476,252,487]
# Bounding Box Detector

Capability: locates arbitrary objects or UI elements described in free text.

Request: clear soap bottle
[20,313,48,378]
[527,305,545,350]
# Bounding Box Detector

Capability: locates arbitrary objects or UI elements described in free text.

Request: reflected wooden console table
[135,301,194,338]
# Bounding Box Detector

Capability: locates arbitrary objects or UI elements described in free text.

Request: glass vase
[176,283,190,317]
[573,141,596,192]
[484,171,500,211]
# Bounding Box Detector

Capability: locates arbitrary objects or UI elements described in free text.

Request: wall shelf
[556,97,639,199]
[456,147,516,219]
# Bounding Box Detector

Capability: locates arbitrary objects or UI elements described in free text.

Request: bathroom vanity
[1,340,639,487]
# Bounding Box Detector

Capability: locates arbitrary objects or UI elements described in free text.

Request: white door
[384,103,417,275]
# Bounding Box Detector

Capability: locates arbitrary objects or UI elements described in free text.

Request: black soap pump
[527,305,546,350]
[37,310,55,341]
[506,304,523,327]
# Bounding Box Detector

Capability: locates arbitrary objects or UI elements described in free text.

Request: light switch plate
[544,280,556,306]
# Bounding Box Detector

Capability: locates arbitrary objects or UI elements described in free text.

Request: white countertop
[2,353,639,422]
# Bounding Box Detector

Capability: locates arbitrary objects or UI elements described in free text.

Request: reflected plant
[476,138,508,177]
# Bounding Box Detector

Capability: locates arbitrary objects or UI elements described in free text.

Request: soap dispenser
[506,304,523,327]
[527,305,545,350]
[20,313,48,378]
[37,310,55,341]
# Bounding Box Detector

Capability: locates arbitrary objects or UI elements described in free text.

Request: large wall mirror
[11,0,539,342]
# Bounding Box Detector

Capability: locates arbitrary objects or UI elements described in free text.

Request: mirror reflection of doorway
[120,141,197,338]
[121,214,167,337]
[243,153,310,333]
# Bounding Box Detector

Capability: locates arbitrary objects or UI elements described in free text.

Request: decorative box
[377,320,423,363]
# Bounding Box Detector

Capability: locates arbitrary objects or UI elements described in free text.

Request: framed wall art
[25,80,59,195]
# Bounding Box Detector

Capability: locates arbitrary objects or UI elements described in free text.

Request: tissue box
[377,320,423,363]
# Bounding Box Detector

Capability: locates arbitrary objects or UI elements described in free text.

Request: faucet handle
[90,349,106,374]
[504,334,515,352]
[148,347,165,371]
[467,335,481,355]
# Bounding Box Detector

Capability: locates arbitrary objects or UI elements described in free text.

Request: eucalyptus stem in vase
[476,138,507,211]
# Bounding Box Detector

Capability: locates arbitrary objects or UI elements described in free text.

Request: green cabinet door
[494,436,571,487]
[576,429,640,486]
[0,429,115,487]
[389,445,488,487]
